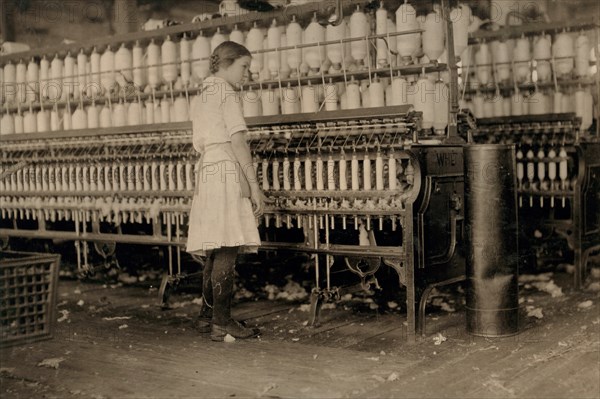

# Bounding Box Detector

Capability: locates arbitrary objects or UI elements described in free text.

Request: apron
[186,142,260,255]
[196,142,251,198]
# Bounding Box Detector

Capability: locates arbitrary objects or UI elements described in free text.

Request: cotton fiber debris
[531,280,564,297]
[37,358,65,369]
[264,280,308,301]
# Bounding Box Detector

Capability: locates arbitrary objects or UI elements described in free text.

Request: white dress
[186,76,261,256]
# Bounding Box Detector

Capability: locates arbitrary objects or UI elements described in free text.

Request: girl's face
[221,55,251,89]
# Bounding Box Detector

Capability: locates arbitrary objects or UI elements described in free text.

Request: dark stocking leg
[211,246,238,325]
[201,251,215,314]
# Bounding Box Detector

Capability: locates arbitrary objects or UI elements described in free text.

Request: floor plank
[2,274,599,399]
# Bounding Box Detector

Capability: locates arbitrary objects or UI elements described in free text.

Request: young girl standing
[187,41,268,341]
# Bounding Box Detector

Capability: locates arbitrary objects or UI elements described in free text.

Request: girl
[187,41,268,341]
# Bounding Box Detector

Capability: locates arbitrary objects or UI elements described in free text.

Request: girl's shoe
[194,302,213,333]
[195,317,212,333]
[210,319,260,341]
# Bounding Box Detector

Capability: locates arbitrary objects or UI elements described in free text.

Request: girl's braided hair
[209,41,252,74]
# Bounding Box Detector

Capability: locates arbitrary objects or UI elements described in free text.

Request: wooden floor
[1,272,599,399]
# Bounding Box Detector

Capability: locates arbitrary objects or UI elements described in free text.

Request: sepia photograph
[0,0,599,398]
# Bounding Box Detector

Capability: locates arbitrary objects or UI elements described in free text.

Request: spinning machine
[473,113,600,289]
[463,17,600,288]
[0,107,466,339]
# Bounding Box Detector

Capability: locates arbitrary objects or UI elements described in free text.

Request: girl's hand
[251,189,273,218]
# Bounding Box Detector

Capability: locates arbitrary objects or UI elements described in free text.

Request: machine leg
[580,244,600,288]
[417,275,466,336]
[158,272,174,309]
[158,252,204,309]
[574,246,583,290]
[406,278,416,344]
[417,286,433,337]
[308,288,323,327]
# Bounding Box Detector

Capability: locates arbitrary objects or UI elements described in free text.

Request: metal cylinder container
[464,144,519,337]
